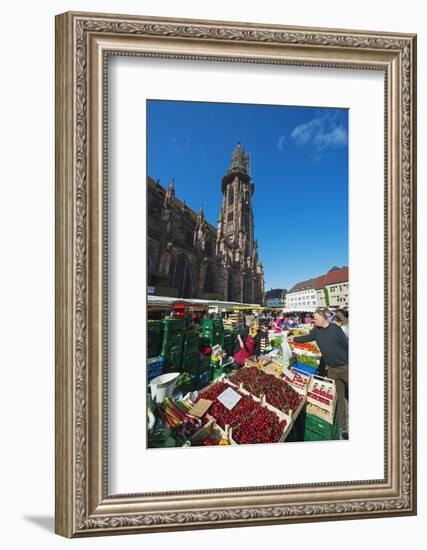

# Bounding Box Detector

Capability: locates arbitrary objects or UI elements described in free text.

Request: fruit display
[230,367,303,415]
[203,437,219,446]
[197,381,287,445]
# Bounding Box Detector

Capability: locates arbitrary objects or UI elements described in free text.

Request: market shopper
[321,307,334,322]
[288,309,349,439]
[233,319,261,367]
[333,311,349,338]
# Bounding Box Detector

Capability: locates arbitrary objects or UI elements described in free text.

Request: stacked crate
[181,329,200,372]
[161,317,185,373]
[201,318,224,347]
[222,326,239,356]
[147,355,164,384]
[223,312,244,329]
[304,407,339,441]
[181,352,211,390]
[147,320,163,358]
[196,355,212,389]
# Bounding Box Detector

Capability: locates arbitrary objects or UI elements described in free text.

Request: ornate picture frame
[55,11,417,537]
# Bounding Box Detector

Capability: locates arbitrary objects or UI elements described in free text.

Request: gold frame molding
[55,11,417,538]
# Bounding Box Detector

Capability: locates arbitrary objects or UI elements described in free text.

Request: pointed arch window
[204,239,213,257]
[204,264,215,294]
[183,228,194,247]
[228,185,234,206]
[169,254,192,298]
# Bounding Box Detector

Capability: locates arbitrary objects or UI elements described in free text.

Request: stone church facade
[147,143,265,304]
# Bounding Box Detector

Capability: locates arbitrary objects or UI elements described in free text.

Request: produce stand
[146,308,344,447]
[198,379,292,444]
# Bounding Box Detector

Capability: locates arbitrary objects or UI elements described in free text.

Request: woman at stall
[233,319,261,368]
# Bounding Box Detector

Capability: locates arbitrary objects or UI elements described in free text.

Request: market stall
[146,309,339,447]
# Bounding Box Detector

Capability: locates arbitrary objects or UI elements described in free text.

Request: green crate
[162,347,182,359]
[202,319,223,330]
[181,352,199,375]
[147,320,162,333]
[162,342,184,356]
[161,332,184,353]
[183,331,199,354]
[304,413,339,441]
[162,317,185,331]
[161,348,183,373]
[199,355,211,375]
[147,339,162,358]
[162,361,182,374]
[162,329,185,341]
[204,330,224,344]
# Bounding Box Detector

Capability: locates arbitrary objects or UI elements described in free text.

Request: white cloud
[290,113,347,152]
[171,134,191,153]
[277,135,285,151]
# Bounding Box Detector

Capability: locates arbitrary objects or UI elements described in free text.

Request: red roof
[315,267,349,290]
[315,274,327,290]
[325,266,349,285]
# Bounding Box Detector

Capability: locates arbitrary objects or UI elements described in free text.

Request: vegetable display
[198,381,287,445]
[297,355,319,367]
[230,367,302,415]
[157,397,202,442]
[291,341,320,354]
[175,372,193,387]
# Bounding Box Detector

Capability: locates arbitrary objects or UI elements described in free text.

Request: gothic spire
[164,177,176,207]
[228,141,250,176]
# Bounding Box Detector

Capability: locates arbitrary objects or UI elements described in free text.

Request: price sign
[217,387,242,410]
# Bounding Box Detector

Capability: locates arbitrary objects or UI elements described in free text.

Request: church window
[227,211,233,222]
[228,186,234,206]
[170,254,192,298]
[183,228,193,247]
[205,239,213,257]
[204,264,215,293]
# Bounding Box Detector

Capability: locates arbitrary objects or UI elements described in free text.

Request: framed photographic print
[55,11,417,537]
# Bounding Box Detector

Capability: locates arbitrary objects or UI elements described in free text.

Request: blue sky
[147,100,348,290]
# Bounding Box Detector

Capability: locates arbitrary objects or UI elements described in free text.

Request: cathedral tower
[216,142,264,304]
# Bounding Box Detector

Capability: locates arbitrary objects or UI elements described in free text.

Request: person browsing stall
[333,311,349,338]
[288,309,349,439]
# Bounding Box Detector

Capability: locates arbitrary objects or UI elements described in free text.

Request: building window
[204,264,214,294]
[184,228,193,247]
[227,211,233,222]
[169,254,192,298]
[228,186,234,206]
[204,239,213,257]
